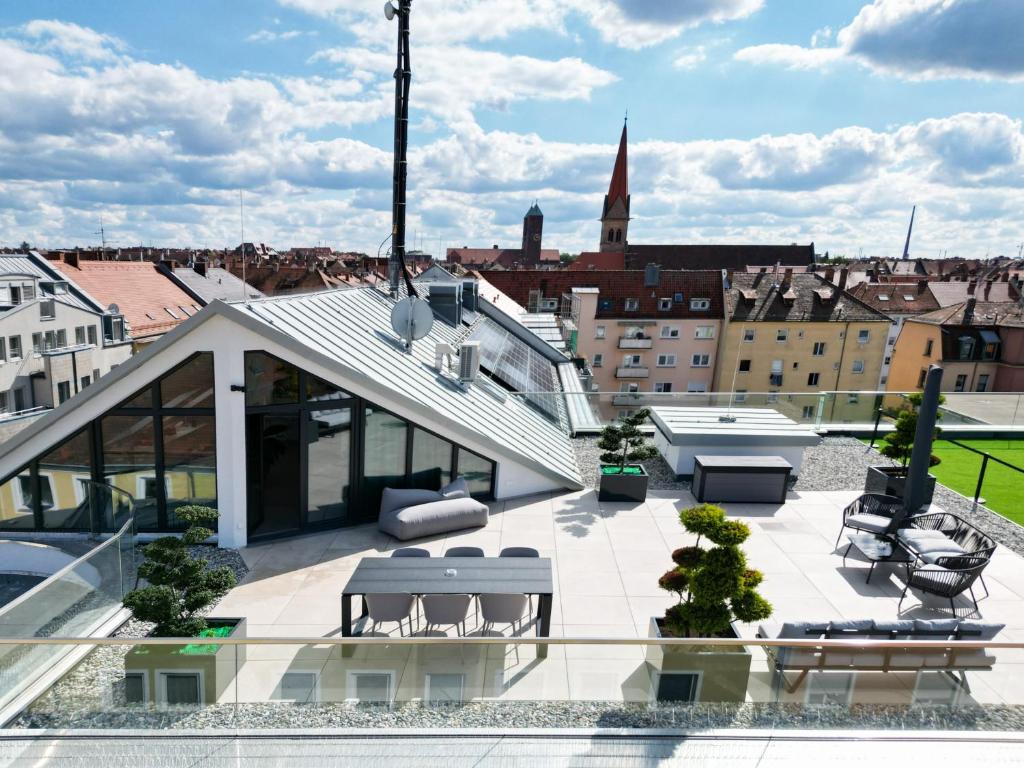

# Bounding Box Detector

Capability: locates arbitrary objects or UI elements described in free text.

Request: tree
[123,505,236,637]
[598,407,658,472]
[658,503,772,637]
[879,392,944,468]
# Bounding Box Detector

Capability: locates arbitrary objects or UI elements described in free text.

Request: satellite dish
[390,296,433,349]
[384,1,396,20]
[107,303,120,315]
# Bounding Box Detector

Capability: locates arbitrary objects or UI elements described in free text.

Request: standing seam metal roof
[240,288,582,488]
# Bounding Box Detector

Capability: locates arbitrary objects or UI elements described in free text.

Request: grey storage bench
[377,478,489,541]
[692,455,791,504]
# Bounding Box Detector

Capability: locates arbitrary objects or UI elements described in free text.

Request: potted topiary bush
[646,503,772,702]
[598,407,659,502]
[122,505,242,705]
[866,392,943,504]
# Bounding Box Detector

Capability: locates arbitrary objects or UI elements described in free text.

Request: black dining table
[340,556,554,656]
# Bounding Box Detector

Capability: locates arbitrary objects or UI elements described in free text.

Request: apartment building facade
[714,270,891,423]
[477,269,724,413]
[0,256,131,417]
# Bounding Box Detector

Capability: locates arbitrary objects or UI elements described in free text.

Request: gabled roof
[49,260,201,339]
[479,269,724,319]
[0,254,93,310]
[624,243,814,270]
[909,301,1024,328]
[726,272,890,323]
[928,280,1019,307]
[845,281,940,314]
[166,265,264,304]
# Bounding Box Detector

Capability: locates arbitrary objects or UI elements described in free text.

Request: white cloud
[810,26,832,47]
[576,0,763,50]
[21,19,125,61]
[735,0,1024,81]
[674,46,707,70]
[246,29,308,43]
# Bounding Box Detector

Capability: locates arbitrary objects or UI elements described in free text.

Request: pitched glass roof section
[465,317,563,423]
[242,288,581,488]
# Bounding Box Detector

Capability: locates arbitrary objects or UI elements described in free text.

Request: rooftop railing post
[814,392,826,430]
[975,453,990,505]
[869,406,883,449]
[902,364,943,521]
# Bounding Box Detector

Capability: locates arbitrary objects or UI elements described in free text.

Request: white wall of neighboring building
[878,314,907,389]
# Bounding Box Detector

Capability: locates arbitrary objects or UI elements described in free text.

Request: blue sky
[1,0,1023,258]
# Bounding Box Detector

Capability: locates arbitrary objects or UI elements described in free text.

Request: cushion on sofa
[845,513,892,533]
[919,549,970,564]
[956,620,1005,640]
[909,539,966,556]
[440,477,469,499]
[827,619,874,632]
[379,497,488,540]
[380,487,443,517]
[913,618,960,633]
[776,621,829,639]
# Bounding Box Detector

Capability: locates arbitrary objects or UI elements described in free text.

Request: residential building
[477,268,724,415]
[47,254,202,346]
[887,299,1024,394]
[846,278,940,388]
[714,270,891,423]
[0,285,582,541]
[0,255,131,421]
[159,261,265,304]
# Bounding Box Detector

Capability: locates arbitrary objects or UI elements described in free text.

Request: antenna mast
[239,190,248,304]
[902,205,915,260]
[386,0,416,299]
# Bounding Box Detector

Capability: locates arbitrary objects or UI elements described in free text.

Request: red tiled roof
[846,281,940,314]
[50,260,200,340]
[570,251,625,270]
[624,243,814,270]
[478,269,724,319]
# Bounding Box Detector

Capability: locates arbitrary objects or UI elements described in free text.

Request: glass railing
[513,390,1024,431]
[3,634,1022,731]
[0,481,135,715]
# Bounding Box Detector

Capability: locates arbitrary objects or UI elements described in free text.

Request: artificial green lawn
[928,439,1024,527]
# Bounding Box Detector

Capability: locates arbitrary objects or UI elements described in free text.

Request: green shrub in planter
[658,503,771,637]
[598,408,658,472]
[123,505,236,637]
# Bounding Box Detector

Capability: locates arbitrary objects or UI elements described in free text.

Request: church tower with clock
[521,200,544,265]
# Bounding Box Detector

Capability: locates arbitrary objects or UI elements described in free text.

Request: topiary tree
[598,407,659,472]
[123,505,236,637]
[880,392,945,468]
[658,503,771,637]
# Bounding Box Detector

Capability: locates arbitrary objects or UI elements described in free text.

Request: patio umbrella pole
[901,364,943,523]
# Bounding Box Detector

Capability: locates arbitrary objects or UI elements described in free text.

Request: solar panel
[466,319,563,422]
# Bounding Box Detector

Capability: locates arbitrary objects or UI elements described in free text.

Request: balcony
[611,392,643,406]
[615,366,649,378]
[618,336,653,349]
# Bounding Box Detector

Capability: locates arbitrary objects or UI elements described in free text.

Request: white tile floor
[213,488,1024,704]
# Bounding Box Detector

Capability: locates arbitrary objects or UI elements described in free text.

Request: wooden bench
[692,455,791,504]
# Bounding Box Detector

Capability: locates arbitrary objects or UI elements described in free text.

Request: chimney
[984,280,993,299]
[964,297,976,324]
[824,267,835,283]
[644,263,660,287]
[65,251,79,269]
[967,280,976,295]
[783,268,793,285]
[1002,272,1010,282]
[837,267,849,292]
[918,279,928,292]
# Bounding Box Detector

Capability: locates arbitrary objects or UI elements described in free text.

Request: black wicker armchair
[898,554,990,615]
[835,493,904,547]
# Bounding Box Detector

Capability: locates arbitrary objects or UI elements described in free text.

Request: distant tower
[902,205,916,260]
[599,119,630,253]
[521,201,544,264]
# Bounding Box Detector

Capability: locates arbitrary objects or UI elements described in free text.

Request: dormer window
[658,298,672,311]
[690,298,710,311]
[877,294,889,301]
[624,298,639,312]
[957,336,975,360]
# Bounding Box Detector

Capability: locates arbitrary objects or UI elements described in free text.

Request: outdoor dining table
[341,556,555,657]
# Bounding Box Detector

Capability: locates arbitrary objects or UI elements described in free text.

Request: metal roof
[243,288,582,489]
[650,407,822,447]
[171,267,264,304]
[0,255,92,310]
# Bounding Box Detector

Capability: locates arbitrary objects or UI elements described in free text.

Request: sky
[1,0,1023,259]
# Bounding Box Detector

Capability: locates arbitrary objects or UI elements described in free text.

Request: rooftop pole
[902,364,943,520]
[388,0,416,298]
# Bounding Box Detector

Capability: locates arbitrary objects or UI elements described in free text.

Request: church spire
[605,118,629,216]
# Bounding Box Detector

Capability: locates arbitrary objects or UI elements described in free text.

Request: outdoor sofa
[377,477,489,541]
[757,618,1005,693]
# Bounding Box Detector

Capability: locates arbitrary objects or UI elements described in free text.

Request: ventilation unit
[459,341,481,383]
[434,342,456,372]
[426,283,463,326]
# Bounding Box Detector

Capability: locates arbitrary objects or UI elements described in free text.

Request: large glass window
[456,449,495,496]
[38,429,92,530]
[163,414,217,529]
[362,407,408,508]
[245,352,300,406]
[161,353,215,408]
[411,428,453,490]
[307,408,352,525]
[101,415,158,530]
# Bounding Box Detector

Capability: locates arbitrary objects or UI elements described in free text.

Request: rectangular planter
[124,617,245,705]
[598,466,649,502]
[865,465,936,507]
[646,617,751,703]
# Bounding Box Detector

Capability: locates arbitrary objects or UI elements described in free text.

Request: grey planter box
[646,617,751,703]
[124,617,245,705]
[598,466,649,502]
[865,465,936,506]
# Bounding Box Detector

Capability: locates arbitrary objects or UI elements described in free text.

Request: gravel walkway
[572,436,689,491]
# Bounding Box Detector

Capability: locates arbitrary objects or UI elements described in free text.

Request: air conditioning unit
[434,342,456,372]
[459,341,481,384]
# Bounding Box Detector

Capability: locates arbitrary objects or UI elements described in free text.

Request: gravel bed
[799,437,1024,557]
[9,545,248,729]
[572,436,690,491]
[13,700,1024,732]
